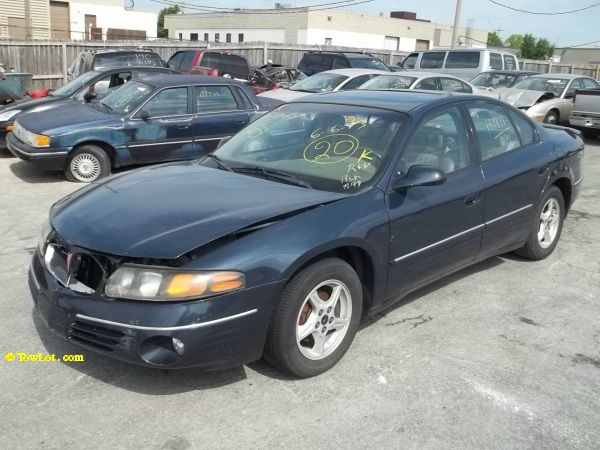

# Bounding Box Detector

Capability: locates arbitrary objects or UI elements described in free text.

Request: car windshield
[51,71,99,97]
[98,81,154,114]
[94,52,163,70]
[289,73,348,93]
[513,77,569,96]
[359,75,417,90]
[471,72,520,88]
[210,103,407,193]
[349,57,389,71]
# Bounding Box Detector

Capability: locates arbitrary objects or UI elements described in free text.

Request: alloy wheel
[296,279,352,360]
[538,198,560,249]
[70,153,101,182]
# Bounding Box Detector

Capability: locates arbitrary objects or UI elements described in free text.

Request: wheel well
[72,141,117,168]
[291,247,375,311]
[548,109,559,120]
[553,177,572,211]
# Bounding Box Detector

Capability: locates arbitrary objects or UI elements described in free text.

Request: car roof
[306,51,378,57]
[82,48,158,55]
[531,73,591,80]
[383,71,468,80]
[320,68,391,76]
[289,89,475,113]
[477,70,539,75]
[135,74,247,88]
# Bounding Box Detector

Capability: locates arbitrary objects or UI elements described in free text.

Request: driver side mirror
[137,109,150,121]
[83,88,97,102]
[564,92,575,100]
[392,165,446,191]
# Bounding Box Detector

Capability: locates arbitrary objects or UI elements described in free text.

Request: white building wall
[300,28,383,48]
[174,28,285,43]
[399,37,417,52]
[68,2,156,40]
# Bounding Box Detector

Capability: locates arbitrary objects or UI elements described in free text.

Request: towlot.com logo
[4,352,84,363]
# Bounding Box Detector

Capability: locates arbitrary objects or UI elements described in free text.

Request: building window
[190,33,198,41]
[324,37,332,45]
[215,33,220,43]
[238,33,244,43]
[226,33,231,43]
[178,33,182,41]
[204,33,209,42]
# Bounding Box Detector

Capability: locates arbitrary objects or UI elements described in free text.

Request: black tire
[264,258,363,377]
[515,186,565,260]
[581,128,599,140]
[64,145,111,183]
[543,110,559,124]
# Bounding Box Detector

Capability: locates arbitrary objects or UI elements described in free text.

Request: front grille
[68,320,126,352]
[45,244,68,286]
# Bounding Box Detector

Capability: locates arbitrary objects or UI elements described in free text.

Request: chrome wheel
[70,153,101,182]
[296,279,352,360]
[538,198,560,249]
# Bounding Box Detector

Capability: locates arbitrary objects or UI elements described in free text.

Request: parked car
[569,88,600,138]
[248,63,300,93]
[470,70,539,90]
[7,75,271,182]
[258,68,390,102]
[401,49,520,80]
[500,74,600,124]
[68,49,165,80]
[298,51,390,77]
[167,50,251,81]
[30,90,583,377]
[358,72,499,98]
[0,66,178,148]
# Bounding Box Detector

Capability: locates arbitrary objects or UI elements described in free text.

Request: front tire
[515,186,564,260]
[264,258,363,377]
[65,145,110,183]
[543,110,559,124]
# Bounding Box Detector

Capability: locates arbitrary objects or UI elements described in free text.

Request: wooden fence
[0,40,409,90]
[1,39,599,91]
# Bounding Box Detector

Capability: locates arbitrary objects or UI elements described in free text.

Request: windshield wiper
[231,166,311,188]
[201,153,234,172]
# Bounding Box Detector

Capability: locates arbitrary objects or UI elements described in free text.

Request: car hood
[0,95,61,113]
[16,102,111,134]
[499,88,554,108]
[50,163,347,259]
[258,89,311,102]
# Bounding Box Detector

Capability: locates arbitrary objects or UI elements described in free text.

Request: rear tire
[264,258,363,378]
[65,145,111,183]
[515,186,564,260]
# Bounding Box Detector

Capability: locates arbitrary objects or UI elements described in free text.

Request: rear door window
[445,51,480,68]
[467,101,521,161]
[201,53,250,79]
[298,53,332,76]
[507,110,535,146]
[439,77,472,93]
[332,55,350,69]
[194,86,239,113]
[490,52,502,70]
[420,52,446,69]
[503,54,517,70]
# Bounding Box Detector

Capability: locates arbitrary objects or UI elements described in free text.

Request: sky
[134,0,600,48]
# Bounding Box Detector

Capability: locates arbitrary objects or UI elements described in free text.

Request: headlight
[104,266,245,301]
[0,109,21,121]
[38,219,52,253]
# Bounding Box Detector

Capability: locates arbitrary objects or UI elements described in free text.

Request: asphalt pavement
[0,141,599,449]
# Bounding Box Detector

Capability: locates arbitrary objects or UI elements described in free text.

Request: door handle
[177,123,191,129]
[464,193,481,206]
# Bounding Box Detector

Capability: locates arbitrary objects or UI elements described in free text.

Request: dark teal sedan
[7,75,277,182]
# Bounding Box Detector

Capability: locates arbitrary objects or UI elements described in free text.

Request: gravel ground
[1,141,599,450]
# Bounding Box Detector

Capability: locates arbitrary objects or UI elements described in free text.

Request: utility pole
[24,0,32,39]
[451,0,462,48]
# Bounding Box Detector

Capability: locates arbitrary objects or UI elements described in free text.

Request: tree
[157,5,181,38]
[505,34,524,49]
[487,31,503,46]
[520,34,554,60]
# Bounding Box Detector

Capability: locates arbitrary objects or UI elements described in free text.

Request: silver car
[499,74,600,124]
[358,72,500,98]
[258,68,390,102]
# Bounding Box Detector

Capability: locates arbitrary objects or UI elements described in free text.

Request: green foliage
[487,31,503,46]
[157,5,182,38]
[502,33,554,60]
[505,34,524,49]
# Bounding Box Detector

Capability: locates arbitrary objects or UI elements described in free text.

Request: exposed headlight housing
[0,109,21,121]
[104,266,245,301]
[38,218,52,253]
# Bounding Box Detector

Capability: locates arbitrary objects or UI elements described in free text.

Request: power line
[155,0,363,11]
[149,0,374,16]
[488,0,600,15]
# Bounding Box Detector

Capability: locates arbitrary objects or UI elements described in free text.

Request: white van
[401,49,519,81]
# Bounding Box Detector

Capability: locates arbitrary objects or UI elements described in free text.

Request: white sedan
[258,68,390,102]
[358,71,499,98]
